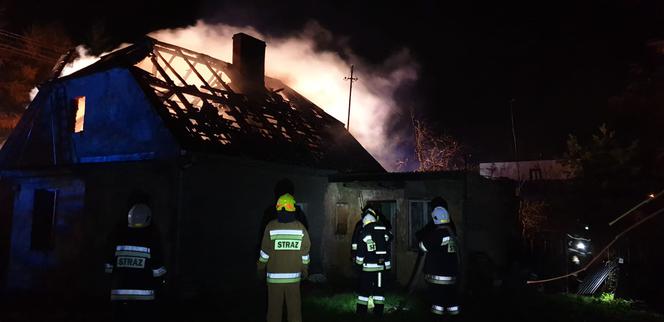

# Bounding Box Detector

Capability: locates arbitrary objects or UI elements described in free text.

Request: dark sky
[4,0,664,162]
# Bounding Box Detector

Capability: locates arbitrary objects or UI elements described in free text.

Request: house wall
[62,68,180,163]
[322,178,465,286]
[2,162,179,297]
[322,183,404,280]
[0,179,14,289]
[322,175,517,290]
[0,68,180,169]
[480,160,573,181]
[463,175,519,291]
[82,162,179,296]
[5,175,85,293]
[174,155,330,300]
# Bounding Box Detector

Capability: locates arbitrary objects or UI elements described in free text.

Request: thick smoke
[29,46,101,102]
[52,21,418,170]
[150,21,417,171]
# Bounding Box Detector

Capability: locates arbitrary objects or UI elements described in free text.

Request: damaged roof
[8,35,385,173]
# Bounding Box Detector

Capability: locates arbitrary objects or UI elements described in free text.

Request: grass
[302,288,430,322]
[301,285,664,322]
[1,285,662,321]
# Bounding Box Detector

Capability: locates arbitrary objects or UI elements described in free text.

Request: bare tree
[0,23,72,114]
[411,112,464,172]
[518,200,549,249]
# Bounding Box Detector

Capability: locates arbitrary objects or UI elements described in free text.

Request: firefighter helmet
[362,207,377,226]
[431,206,450,225]
[276,193,297,212]
[128,203,152,228]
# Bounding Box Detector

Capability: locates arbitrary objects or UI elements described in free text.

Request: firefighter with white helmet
[105,193,166,322]
[354,206,392,316]
[418,197,461,318]
[257,193,311,322]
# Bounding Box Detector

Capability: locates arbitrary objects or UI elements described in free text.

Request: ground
[1,283,662,321]
[301,284,664,322]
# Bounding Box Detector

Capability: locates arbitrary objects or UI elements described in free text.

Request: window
[31,189,57,251]
[296,202,307,214]
[335,203,350,235]
[530,168,543,181]
[409,200,432,249]
[74,96,86,133]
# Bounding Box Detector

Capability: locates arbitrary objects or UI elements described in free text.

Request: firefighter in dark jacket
[105,201,167,322]
[354,207,392,316]
[258,193,311,322]
[351,206,393,264]
[418,197,460,317]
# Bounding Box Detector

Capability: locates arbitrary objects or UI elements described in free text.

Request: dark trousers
[427,282,460,316]
[112,300,156,322]
[356,270,385,315]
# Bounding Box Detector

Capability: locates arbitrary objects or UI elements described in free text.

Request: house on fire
[0,33,517,300]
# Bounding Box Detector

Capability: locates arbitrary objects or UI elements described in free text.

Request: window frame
[408,199,431,250]
[73,96,86,133]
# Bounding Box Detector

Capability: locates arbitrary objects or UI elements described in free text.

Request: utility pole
[510,98,520,181]
[344,64,358,131]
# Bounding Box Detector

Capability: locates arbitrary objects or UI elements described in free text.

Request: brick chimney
[232,33,266,95]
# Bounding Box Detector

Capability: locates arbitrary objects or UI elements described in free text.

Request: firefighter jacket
[350,220,363,261]
[355,222,392,272]
[105,226,166,301]
[419,224,459,285]
[258,219,311,284]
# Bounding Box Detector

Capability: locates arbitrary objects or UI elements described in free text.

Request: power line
[0,28,67,63]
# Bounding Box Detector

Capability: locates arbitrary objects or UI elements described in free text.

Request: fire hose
[393,226,460,312]
[527,206,664,285]
[391,251,426,312]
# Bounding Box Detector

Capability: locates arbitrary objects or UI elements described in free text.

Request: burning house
[0,33,517,302]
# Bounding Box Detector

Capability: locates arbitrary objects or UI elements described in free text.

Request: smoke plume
[57,21,418,171]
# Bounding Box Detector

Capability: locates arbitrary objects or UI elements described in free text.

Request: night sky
[4,0,664,162]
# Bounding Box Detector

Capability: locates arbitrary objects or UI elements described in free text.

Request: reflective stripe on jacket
[258,219,311,283]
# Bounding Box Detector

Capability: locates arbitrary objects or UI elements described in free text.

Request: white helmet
[431,206,450,225]
[362,207,377,226]
[128,204,152,228]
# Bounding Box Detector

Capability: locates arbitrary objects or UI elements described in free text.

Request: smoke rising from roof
[149,21,417,171]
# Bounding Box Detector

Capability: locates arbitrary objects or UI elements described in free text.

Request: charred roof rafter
[41,36,384,172]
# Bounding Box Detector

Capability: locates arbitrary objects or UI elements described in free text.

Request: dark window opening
[365,200,397,229]
[31,189,57,251]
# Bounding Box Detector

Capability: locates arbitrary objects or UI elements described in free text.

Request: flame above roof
[61,37,384,173]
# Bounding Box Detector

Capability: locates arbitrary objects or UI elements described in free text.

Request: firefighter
[105,197,166,322]
[351,206,393,264]
[257,193,311,322]
[355,207,392,316]
[418,197,460,318]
